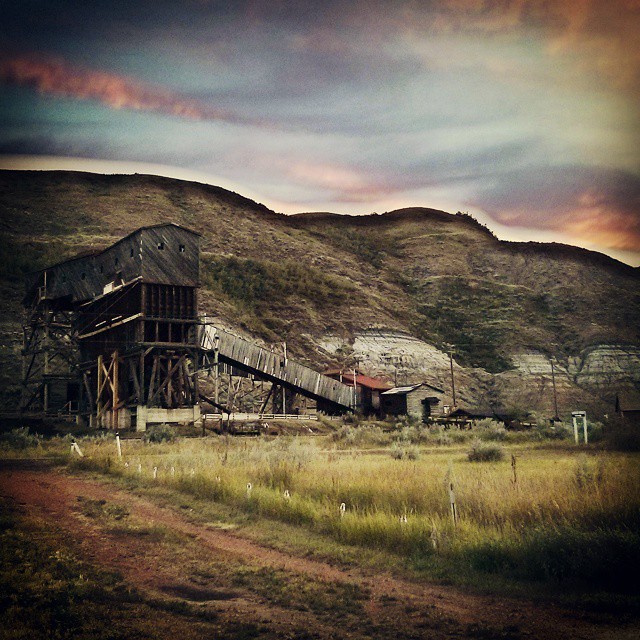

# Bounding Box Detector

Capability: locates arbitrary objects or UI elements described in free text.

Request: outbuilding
[380,383,445,422]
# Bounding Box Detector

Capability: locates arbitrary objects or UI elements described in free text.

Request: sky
[0,1,639,265]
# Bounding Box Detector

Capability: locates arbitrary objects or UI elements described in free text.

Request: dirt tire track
[1,459,637,639]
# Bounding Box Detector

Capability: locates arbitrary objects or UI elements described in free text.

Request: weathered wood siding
[26,224,200,305]
[139,226,200,287]
[406,388,433,420]
[201,325,354,410]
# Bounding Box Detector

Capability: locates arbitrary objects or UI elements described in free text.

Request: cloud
[478,165,640,251]
[0,53,259,125]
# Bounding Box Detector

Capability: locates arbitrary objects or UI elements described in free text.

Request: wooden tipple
[22,223,202,430]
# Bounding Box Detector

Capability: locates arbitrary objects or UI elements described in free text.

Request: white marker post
[71,441,84,457]
[449,481,458,526]
[340,502,346,519]
[115,432,122,459]
[153,466,158,480]
[246,482,253,499]
[571,411,588,445]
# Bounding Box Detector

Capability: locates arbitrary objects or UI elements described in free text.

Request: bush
[0,427,40,449]
[143,424,177,444]
[434,432,453,446]
[389,442,420,460]
[533,421,573,440]
[330,424,389,447]
[475,419,506,441]
[467,439,504,462]
[394,425,430,445]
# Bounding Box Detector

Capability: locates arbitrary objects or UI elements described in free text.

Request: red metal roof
[324,370,392,391]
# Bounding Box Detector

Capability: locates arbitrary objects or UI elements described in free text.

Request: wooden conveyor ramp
[200,323,354,411]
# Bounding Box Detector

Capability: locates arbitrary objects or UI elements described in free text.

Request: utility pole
[282,342,287,414]
[352,360,359,410]
[214,333,220,406]
[448,349,457,409]
[550,357,560,421]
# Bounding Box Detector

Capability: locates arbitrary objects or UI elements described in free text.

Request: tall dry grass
[70,435,640,586]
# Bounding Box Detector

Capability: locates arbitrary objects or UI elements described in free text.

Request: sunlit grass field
[59,425,640,592]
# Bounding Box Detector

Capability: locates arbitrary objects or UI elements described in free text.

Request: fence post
[115,432,122,459]
[71,441,84,457]
[449,481,458,525]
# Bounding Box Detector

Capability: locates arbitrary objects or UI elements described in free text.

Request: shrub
[0,427,40,449]
[435,432,453,446]
[467,439,504,462]
[533,421,573,440]
[143,424,177,444]
[389,442,405,460]
[389,443,420,460]
[330,424,389,447]
[475,419,506,441]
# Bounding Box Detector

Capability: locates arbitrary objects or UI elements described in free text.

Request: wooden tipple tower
[22,224,202,430]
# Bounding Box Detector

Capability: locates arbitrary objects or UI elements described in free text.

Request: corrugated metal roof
[324,370,392,391]
[381,384,423,395]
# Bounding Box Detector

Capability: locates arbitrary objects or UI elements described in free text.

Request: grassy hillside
[1,169,638,406]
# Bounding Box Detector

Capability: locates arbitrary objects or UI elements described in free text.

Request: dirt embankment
[1,459,637,640]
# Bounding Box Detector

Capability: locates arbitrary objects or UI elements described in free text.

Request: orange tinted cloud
[558,197,640,252]
[0,54,255,124]
[401,1,640,92]
[496,200,640,252]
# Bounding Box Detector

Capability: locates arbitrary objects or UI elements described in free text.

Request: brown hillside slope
[1,170,638,411]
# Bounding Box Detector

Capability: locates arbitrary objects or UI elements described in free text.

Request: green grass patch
[200,255,356,340]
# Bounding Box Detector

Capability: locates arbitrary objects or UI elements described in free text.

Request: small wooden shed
[380,383,445,422]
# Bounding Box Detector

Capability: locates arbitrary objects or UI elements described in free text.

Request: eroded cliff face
[2,171,639,416]
[567,346,640,387]
[319,331,640,415]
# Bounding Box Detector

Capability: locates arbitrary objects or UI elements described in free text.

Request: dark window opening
[81,273,86,280]
[130,248,134,257]
[115,257,119,266]
[99,265,104,274]
[157,242,165,250]
[179,244,185,253]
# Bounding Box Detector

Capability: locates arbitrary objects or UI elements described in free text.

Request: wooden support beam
[83,372,95,413]
[131,358,142,403]
[148,355,185,406]
[147,355,158,405]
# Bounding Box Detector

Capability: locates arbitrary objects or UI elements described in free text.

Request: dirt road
[1,459,637,639]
